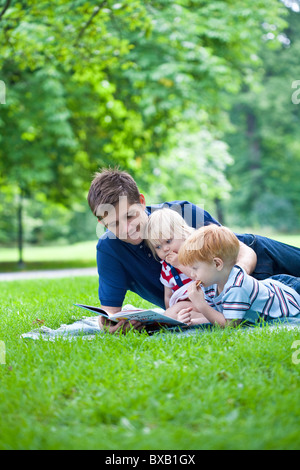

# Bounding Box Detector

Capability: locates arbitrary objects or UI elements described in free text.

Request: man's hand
[98,316,144,334]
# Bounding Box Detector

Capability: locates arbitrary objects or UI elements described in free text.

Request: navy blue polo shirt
[96,201,220,308]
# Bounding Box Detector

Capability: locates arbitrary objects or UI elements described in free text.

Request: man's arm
[98,305,122,333]
[101,306,122,315]
[97,240,132,334]
[236,241,257,275]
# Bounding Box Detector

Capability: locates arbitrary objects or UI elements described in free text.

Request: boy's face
[96,195,148,245]
[189,260,219,287]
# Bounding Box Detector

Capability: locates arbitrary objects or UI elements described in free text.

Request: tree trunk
[246,111,262,202]
[17,188,25,269]
[214,197,225,225]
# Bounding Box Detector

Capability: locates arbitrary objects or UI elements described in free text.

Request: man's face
[96,195,148,245]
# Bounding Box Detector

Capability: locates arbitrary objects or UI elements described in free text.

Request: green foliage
[0,0,152,203]
[0,0,294,247]
[224,8,300,231]
[145,124,233,204]
[0,66,78,200]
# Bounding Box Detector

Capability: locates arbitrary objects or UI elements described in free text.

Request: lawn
[0,232,299,273]
[0,240,97,272]
[0,276,299,450]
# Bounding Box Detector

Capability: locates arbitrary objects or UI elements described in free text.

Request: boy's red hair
[178,224,239,266]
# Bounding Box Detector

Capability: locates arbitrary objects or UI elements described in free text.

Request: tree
[224,5,300,231]
[0,0,291,262]
[0,0,151,262]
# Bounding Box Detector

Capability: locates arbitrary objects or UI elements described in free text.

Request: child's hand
[187,281,205,306]
[165,251,179,267]
[178,306,193,325]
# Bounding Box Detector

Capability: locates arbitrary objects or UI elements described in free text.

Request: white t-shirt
[203,265,300,320]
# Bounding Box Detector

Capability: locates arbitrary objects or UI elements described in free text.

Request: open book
[75,303,186,328]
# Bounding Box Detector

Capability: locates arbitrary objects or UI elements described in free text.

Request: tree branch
[0,0,11,21]
[74,1,107,46]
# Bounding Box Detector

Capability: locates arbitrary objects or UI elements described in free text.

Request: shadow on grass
[0,259,96,273]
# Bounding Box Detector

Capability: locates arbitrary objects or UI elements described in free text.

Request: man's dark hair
[87,167,141,216]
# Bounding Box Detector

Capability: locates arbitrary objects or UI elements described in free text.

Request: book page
[75,304,186,326]
[110,309,185,325]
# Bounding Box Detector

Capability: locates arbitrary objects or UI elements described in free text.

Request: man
[88,168,300,333]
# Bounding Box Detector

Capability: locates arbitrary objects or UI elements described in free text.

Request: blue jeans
[269,274,300,295]
[236,234,300,282]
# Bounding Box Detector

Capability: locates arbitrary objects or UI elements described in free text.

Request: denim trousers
[269,274,300,295]
[236,233,300,282]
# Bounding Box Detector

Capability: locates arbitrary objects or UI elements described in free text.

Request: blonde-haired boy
[178,225,300,327]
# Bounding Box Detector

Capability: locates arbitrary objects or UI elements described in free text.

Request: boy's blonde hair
[144,208,194,258]
[178,224,239,266]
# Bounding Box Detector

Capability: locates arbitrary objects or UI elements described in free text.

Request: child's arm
[187,282,239,328]
[197,299,227,327]
[164,286,173,309]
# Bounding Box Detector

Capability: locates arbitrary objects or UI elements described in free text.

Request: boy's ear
[213,257,224,271]
[139,193,146,207]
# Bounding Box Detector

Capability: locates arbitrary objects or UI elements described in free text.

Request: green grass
[0,241,97,272]
[0,232,299,273]
[233,230,300,249]
[0,276,300,450]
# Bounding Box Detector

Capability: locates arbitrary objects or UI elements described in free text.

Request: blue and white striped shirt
[204,265,300,320]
